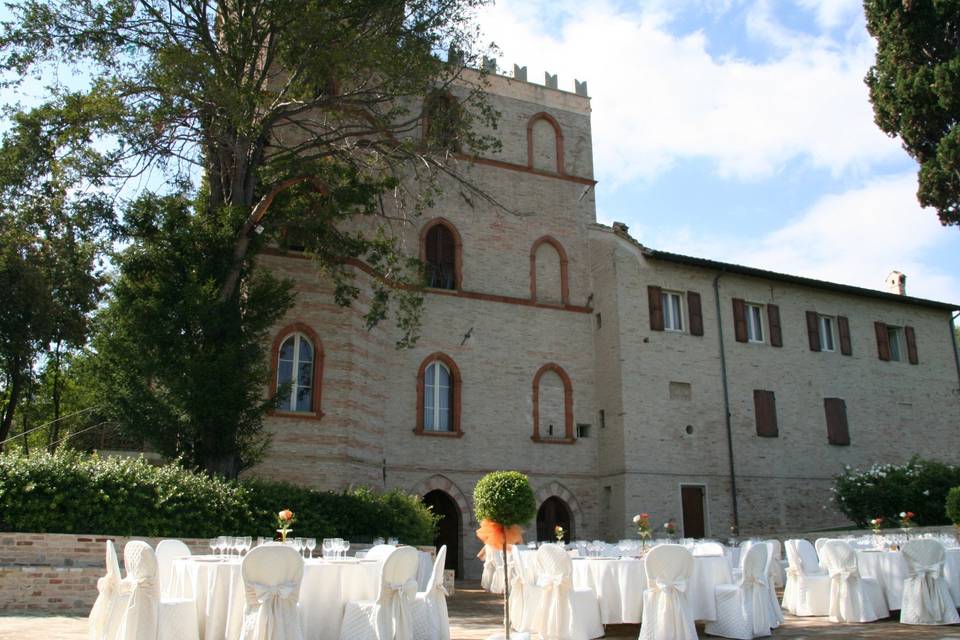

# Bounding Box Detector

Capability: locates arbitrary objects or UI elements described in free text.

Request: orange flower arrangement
[276,508,296,541]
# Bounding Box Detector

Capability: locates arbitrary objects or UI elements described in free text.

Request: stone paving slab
[4,581,960,639]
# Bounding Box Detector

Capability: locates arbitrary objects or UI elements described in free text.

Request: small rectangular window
[819,315,835,352]
[661,291,684,332]
[599,409,605,429]
[746,304,764,343]
[887,326,903,361]
[595,312,602,330]
[576,423,591,438]
[669,381,692,400]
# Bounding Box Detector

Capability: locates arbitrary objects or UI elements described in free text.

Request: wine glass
[341,539,351,558]
[322,538,333,559]
[306,538,316,559]
[208,538,218,558]
[387,537,398,546]
[216,536,228,559]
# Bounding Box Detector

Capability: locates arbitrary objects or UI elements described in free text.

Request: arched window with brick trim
[527,112,564,174]
[532,363,574,443]
[420,218,462,290]
[416,353,463,437]
[530,236,569,305]
[270,323,324,418]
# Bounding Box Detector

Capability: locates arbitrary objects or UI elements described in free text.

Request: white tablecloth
[171,556,382,640]
[856,547,960,610]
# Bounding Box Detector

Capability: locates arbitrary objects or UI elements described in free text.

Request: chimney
[886,270,906,295]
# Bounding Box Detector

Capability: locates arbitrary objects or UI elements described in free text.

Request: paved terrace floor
[3,581,960,639]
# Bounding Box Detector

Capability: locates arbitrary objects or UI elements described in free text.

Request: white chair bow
[88,540,122,640]
[909,561,948,622]
[705,543,772,639]
[820,540,888,624]
[339,545,421,640]
[900,539,959,626]
[385,578,418,640]
[240,544,304,640]
[641,544,697,640]
[527,543,603,640]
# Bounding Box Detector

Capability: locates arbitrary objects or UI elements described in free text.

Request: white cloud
[646,173,960,303]
[794,0,864,30]
[476,0,899,186]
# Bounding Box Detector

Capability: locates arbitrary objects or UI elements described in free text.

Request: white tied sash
[88,573,120,640]
[652,577,689,636]
[246,580,299,640]
[508,563,525,626]
[742,572,771,633]
[532,573,572,639]
[117,575,158,640]
[383,578,418,640]
[907,561,947,623]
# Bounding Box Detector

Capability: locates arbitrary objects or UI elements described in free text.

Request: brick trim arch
[526,112,565,175]
[529,236,570,305]
[531,363,574,444]
[534,481,585,537]
[419,217,463,290]
[415,352,463,437]
[268,322,324,420]
[411,474,475,526]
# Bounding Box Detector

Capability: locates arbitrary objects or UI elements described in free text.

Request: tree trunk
[203,452,241,479]
[47,341,63,451]
[503,537,510,639]
[0,362,24,452]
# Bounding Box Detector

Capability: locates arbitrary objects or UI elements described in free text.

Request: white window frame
[277,333,313,412]
[746,303,765,343]
[424,361,452,431]
[661,291,684,332]
[887,325,904,362]
[819,315,836,352]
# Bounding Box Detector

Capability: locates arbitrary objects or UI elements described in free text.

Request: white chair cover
[705,543,772,639]
[640,544,697,640]
[529,544,603,640]
[763,541,784,628]
[820,540,888,623]
[900,539,960,625]
[508,546,537,632]
[366,544,397,561]
[339,546,421,640]
[481,545,505,594]
[814,538,830,564]
[767,539,786,589]
[692,542,725,557]
[413,546,450,640]
[155,539,191,598]
[239,544,305,640]
[114,541,199,640]
[782,539,830,617]
[88,540,122,640]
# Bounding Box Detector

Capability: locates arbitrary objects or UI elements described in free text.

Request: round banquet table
[517,550,733,623]
[856,547,960,610]
[170,555,381,640]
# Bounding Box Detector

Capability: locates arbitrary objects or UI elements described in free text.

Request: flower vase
[277,528,293,542]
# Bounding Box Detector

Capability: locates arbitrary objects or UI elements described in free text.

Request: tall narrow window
[887,326,903,362]
[532,363,574,443]
[423,222,458,290]
[424,361,453,431]
[746,303,765,343]
[277,333,314,412]
[819,315,835,352]
[662,291,684,331]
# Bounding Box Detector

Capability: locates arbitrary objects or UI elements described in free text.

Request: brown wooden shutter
[687,291,704,336]
[824,398,850,445]
[874,321,891,361]
[805,311,821,351]
[648,286,664,331]
[767,304,782,347]
[905,325,919,364]
[732,298,747,343]
[837,316,852,356]
[753,390,779,437]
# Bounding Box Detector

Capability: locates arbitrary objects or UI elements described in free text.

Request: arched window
[269,323,323,418]
[421,219,462,290]
[532,363,574,443]
[423,91,463,153]
[530,236,569,305]
[415,353,462,436]
[527,112,565,174]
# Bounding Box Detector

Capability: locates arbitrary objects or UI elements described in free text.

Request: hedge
[0,451,436,544]
[832,456,960,527]
[947,487,960,526]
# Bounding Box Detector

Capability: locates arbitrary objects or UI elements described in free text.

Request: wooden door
[681,485,706,538]
[536,497,573,543]
[423,490,460,577]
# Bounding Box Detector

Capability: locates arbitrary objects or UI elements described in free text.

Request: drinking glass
[209,538,218,558]
[322,538,333,559]
[217,536,228,558]
[306,538,316,559]
[387,537,399,546]
[373,537,384,546]
[342,540,351,558]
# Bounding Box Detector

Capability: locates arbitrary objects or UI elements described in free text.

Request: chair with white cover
[705,543,773,639]
[508,546,540,633]
[155,539,191,598]
[693,541,725,557]
[88,540,122,640]
[819,540,888,623]
[412,545,450,640]
[782,539,830,616]
[528,543,603,640]
[639,544,697,640]
[767,539,786,589]
[899,539,960,625]
[481,545,506,594]
[114,540,199,640]
[339,546,421,640]
[814,538,830,568]
[763,541,784,628]
[239,544,304,640]
[366,544,397,561]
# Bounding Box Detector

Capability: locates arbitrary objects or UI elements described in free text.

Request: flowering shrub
[0,451,435,543]
[832,456,960,527]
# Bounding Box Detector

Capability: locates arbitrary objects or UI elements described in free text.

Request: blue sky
[475,0,960,303]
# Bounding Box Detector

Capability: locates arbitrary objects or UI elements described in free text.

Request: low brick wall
[0,532,210,569]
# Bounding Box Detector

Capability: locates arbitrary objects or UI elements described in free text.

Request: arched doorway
[536,496,573,543]
[423,490,461,577]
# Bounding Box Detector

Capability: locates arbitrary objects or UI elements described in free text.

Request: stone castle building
[254,69,960,579]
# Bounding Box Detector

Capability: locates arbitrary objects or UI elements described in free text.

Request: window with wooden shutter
[837,316,852,356]
[688,291,704,336]
[732,298,747,343]
[753,390,778,437]
[905,326,919,364]
[805,311,821,351]
[648,285,664,331]
[767,304,782,347]
[874,321,891,361]
[824,398,850,445]
[424,223,457,290]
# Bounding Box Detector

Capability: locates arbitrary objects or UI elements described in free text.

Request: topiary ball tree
[474,471,537,639]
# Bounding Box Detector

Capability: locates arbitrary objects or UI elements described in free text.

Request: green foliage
[946,487,960,525]
[473,470,536,528]
[0,451,436,544]
[832,456,960,527]
[864,0,960,225]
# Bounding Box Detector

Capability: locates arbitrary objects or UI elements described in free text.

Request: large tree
[0,0,498,474]
[864,0,960,225]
